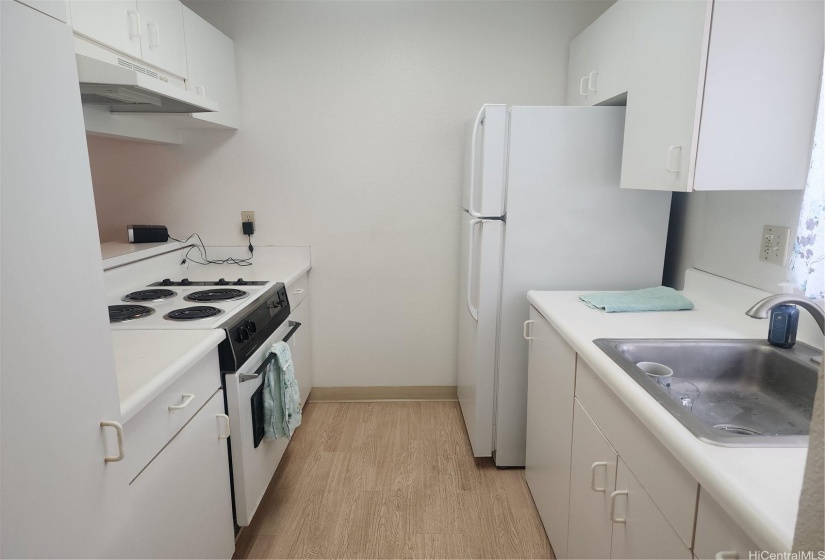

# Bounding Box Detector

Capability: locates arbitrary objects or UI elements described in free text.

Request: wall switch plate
[241,211,255,223]
[760,225,791,265]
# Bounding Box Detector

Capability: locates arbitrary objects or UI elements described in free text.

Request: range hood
[76,54,219,114]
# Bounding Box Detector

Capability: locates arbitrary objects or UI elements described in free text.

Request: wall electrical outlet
[760,225,791,265]
[241,211,255,223]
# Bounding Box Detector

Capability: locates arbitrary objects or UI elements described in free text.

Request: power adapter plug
[242,221,255,235]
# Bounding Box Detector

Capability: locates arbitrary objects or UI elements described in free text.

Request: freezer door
[457,211,504,457]
[462,104,508,218]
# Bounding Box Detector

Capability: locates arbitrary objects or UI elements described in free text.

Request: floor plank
[233,401,554,559]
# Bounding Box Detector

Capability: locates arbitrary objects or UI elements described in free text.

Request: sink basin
[594,339,821,447]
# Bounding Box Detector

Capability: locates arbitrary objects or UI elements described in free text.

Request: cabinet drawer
[287,272,308,309]
[124,348,221,481]
[575,357,697,547]
[694,489,759,560]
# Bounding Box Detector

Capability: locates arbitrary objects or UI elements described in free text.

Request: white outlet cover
[760,225,791,266]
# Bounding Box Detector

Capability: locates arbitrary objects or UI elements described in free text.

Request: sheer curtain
[790,65,824,300]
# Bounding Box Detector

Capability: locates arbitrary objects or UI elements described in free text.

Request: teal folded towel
[263,341,302,440]
[579,286,694,313]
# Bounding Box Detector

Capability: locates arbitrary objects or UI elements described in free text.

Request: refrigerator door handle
[466,218,482,321]
[467,106,486,219]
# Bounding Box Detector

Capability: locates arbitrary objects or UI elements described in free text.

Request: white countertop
[527,270,821,552]
[101,241,181,270]
[112,329,226,422]
[109,246,312,421]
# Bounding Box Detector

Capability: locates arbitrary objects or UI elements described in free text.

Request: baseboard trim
[307,386,458,403]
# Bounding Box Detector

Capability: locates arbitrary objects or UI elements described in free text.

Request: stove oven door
[224,318,303,526]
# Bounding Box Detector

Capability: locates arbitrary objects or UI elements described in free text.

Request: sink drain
[713,424,763,436]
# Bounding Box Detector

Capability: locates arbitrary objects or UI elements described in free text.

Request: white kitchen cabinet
[1,1,133,556]
[288,295,314,407]
[566,1,635,107]
[182,5,240,129]
[694,489,760,560]
[135,0,188,78]
[16,0,68,22]
[70,0,190,77]
[567,399,618,559]
[619,0,711,192]
[130,390,235,559]
[524,306,577,559]
[69,0,142,59]
[611,457,693,560]
[567,0,823,192]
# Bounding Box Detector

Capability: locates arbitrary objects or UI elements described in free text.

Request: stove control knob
[237,326,250,342]
[234,278,249,285]
[246,321,257,334]
[160,278,174,286]
[180,278,192,286]
[216,278,229,286]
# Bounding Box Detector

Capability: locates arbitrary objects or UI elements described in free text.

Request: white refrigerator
[458,104,672,467]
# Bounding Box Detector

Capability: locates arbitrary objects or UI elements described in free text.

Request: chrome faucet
[746,294,825,335]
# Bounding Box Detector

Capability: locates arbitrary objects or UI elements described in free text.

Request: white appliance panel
[462,104,507,218]
[493,105,671,466]
[224,319,294,526]
[457,210,504,457]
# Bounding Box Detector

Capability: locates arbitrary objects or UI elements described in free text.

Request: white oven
[223,316,302,526]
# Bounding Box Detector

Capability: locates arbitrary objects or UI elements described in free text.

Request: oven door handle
[238,321,301,383]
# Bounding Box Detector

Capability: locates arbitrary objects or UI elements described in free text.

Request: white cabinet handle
[579,76,589,97]
[523,320,534,340]
[587,71,598,94]
[666,145,682,174]
[216,414,230,439]
[168,393,195,410]
[293,288,305,294]
[147,21,160,47]
[194,85,206,97]
[590,461,608,492]
[716,553,739,560]
[128,10,141,38]
[100,421,125,463]
[609,490,628,523]
[466,219,482,321]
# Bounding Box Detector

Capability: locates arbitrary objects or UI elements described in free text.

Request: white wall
[89,0,612,387]
[664,189,804,293]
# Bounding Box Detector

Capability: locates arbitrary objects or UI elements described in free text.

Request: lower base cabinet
[567,399,618,559]
[130,390,235,559]
[611,457,692,559]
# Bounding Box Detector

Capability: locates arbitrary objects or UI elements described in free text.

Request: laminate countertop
[527,269,822,553]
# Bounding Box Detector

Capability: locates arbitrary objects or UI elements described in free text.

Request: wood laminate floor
[233,401,554,560]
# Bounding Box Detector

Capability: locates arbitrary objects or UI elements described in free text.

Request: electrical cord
[167,232,254,266]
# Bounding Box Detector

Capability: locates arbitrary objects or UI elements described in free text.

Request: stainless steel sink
[593,339,821,447]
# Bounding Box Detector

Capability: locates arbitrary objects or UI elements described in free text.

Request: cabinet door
[566,27,594,106]
[524,307,577,558]
[610,458,692,560]
[567,399,618,559]
[136,0,187,78]
[183,5,240,129]
[16,0,67,22]
[70,0,142,59]
[130,390,235,559]
[619,0,711,191]
[1,2,133,557]
[288,297,314,408]
[693,489,759,560]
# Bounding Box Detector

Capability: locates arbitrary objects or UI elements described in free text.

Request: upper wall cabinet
[567,0,824,192]
[69,0,188,78]
[182,6,240,130]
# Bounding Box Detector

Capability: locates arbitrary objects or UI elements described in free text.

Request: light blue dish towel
[579,286,694,313]
[263,341,302,440]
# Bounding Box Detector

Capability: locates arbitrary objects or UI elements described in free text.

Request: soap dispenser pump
[767,282,800,348]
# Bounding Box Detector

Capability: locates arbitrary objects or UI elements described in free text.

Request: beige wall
[88,0,612,387]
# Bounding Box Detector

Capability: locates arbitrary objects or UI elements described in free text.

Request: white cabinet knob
[100,420,126,463]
